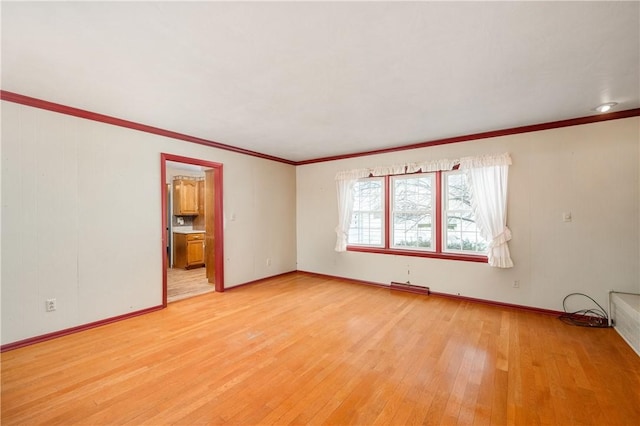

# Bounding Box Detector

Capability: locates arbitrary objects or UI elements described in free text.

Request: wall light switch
[562,212,572,222]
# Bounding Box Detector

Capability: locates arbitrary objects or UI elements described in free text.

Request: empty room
[1,1,639,425]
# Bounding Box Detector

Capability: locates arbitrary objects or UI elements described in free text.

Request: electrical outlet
[513,280,520,288]
[46,298,57,312]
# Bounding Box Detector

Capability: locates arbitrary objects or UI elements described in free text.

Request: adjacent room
[165,160,218,302]
[1,1,639,425]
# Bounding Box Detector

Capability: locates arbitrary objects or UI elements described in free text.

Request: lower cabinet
[174,233,205,269]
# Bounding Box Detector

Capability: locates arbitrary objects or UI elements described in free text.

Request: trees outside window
[443,171,487,254]
[391,174,434,250]
[348,170,487,261]
[349,178,384,247]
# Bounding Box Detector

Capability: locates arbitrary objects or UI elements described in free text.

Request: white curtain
[334,174,358,252]
[460,153,513,268]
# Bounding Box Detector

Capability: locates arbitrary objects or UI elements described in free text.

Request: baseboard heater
[390,281,430,295]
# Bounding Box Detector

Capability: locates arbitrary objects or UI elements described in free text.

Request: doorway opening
[161,153,224,305]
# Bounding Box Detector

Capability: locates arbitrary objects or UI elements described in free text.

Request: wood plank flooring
[2,272,639,425]
[167,266,214,303]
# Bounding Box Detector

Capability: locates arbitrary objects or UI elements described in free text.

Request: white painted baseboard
[611,292,640,357]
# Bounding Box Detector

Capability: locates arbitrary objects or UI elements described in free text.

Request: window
[391,174,434,250]
[347,170,488,261]
[443,171,487,254]
[349,178,384,247]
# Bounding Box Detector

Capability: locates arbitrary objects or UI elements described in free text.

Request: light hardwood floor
[2,272,639,425]
[167,266,214,302]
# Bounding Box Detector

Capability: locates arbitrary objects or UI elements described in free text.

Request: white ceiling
[2,1,639,163]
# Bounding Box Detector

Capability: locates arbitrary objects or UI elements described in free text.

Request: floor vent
[390,282,430,295]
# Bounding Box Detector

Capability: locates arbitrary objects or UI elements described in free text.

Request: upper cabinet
[193,179,206,229]
[173,177,200,216]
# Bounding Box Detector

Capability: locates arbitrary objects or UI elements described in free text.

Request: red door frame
[161,153,225,305]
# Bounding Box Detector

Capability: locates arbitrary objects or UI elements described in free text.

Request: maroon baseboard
[429,291,563,316]
[1,271,564,352]
[0,305,164,352]
[297,271,563,316]
[1,271,295,352]
[226,270,298,291]
[296,270,389,290]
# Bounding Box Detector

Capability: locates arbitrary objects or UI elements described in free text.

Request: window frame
[348,177,386,248]
[389,173,436,252]
[347,171,488,263]
[442,170,489,256]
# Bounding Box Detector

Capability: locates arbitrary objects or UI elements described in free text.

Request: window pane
[447,173,472,211]
[393,213,432,248]
[348,178,384,246]
[394,177,432,211]
[461,212,479,232]
[353,180,382,211]
[446,214,461,231]
[391,174,434,251]
[349,212,383,245]
[462,232,487,252]
[443,172,487,254]
[447,234,462,250]
[446,214,461,250]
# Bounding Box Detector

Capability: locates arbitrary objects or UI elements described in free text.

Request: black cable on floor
[558,292,610,328]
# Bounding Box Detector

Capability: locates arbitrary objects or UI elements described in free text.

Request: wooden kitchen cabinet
[173,233,205,269]
[173,177,199,216]
[193,179,205,230]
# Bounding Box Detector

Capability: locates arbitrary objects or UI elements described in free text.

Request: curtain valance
[334,153,514,268]
[459,152,512,169]
[335,154,510,180]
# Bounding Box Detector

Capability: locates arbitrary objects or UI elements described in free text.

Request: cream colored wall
[297,117,640,312]
[1,102,297,345]
[2,99,638,346]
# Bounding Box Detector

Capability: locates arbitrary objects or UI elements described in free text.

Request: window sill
[346,246,488,263]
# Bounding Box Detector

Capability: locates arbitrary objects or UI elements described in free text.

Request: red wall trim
[297,271,563,316]
[225,271,298,291]
[3,90,637,166]
[162,153,225,297]
[346,245,488,263]
[0,271,563,351]
[349,171,488,263]
[429,291,563,317]
[295,108,640,165]
[384,176,390,248]
[296,270,389,290]
[0,90,295,166]
[213,166,225,292]
[161,157,169,306]
[434,171,443,253]
[0,305,164,352]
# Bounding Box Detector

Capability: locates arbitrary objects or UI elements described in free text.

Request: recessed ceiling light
[594,102,618,113]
